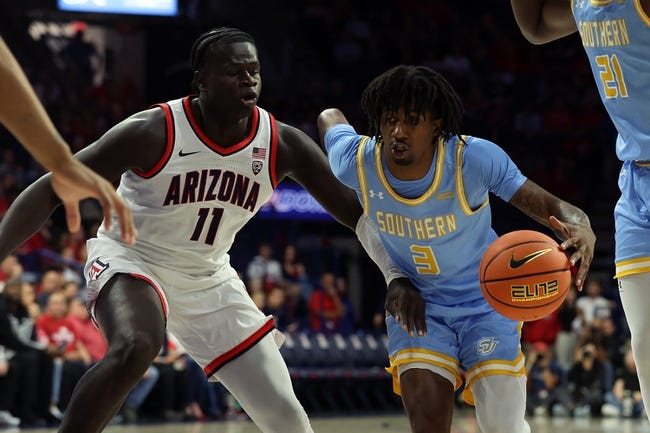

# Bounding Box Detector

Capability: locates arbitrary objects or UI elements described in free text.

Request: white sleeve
[355,214,408,285]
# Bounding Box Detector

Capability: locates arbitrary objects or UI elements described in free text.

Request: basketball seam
[480,267,571,283]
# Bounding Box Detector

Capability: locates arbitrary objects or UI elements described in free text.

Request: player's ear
[432,118,443,136]
[194,70,207,92]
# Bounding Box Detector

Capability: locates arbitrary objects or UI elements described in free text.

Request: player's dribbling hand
[51,158,137,245]
[549,215,595,291]
[386,278,427,337]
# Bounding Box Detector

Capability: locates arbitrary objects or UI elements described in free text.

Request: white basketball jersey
[97,96,278,275]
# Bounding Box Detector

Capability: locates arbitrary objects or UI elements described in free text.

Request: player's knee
[105,332,161,376]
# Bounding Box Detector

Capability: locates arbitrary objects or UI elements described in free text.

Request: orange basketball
[479,230,571,322]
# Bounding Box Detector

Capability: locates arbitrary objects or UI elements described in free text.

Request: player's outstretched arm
[510,0,576,44]
[508,179,595,289]
[0,109,166,262]
[0,37,135,243]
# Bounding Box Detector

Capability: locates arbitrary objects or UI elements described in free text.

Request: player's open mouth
[241,93,257,105]
[391,143,408,157]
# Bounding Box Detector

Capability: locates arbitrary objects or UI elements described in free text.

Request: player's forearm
[0,175,60,261]
[510,180,589,229]
[510,0,576,44]
[356,214,408,285]
[0,38,73,171]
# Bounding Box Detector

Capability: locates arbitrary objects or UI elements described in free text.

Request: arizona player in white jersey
[319,65,595,433]
[510,0,650,419]
[0,27,405,433]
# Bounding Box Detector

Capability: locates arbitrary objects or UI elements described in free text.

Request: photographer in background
[525,342,562,416]
[554,341,607,417]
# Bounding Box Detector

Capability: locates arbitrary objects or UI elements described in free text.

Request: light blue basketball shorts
[386,305,524,405]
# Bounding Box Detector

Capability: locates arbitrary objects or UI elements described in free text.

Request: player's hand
[50,158,136,245]
[549,215,595,290]
[386,277,426,337]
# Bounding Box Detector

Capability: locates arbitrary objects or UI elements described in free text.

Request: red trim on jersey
[133,103,175,178]
[268,113,279,188]
[203,317,275,378]
[128,273,169,318]
[182,96,260,156]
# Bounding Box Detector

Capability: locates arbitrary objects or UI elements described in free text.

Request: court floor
[11,411,650,433]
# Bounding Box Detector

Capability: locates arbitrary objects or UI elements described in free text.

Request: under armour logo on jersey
[477,337,499,355]
[369,190,384,199]
[88,258,109,281]
[252,160,263,175]
[574,0,585,8]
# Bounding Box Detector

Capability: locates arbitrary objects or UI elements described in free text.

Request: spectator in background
[0,254,22,285]
[276,282,309,334]
[0,347,21,426]
[0,36,135,243]
[67,297,106,364]
[525,342,562,417]
[246,242,283,294]
[576,278,613,326]
[603,344,645,418]
[308,272,344,334]
[335,276,356,334]
[555,285,581,372]
[20,281,41,321]
[36,291,91,419]
[522,308,561,350]
[3,277,46,425]
[263,284,286,324]
[554,341,607,417]
[35,267,64,309]
[281,244,312,298]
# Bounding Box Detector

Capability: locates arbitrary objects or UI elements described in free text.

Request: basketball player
[318,65,595,433]
[510,0,650,421]
[0,36,135,244]
[0,28,403,433]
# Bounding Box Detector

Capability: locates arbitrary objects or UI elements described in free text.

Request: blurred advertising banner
[258,185,334,222]
[58,0,178,16]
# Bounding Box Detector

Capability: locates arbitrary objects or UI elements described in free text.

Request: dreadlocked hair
[360,65,464,142]
[190,27,255,89]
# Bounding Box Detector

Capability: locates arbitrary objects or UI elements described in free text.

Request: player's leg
[214,333,313,433]
[399,366,455,433]
[618,272,650,420]
[460,310,529,433]
[472,375,530,433]
[385,313,461,433]
[57,274,166,433]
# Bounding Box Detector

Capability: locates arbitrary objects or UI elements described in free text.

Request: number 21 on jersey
[596,54,628,99]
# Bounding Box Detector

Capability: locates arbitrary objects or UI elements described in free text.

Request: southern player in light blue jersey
[511,0,650,420]
[319,65,595,433]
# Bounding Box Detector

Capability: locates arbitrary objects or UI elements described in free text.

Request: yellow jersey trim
[615,256,650,278]
[374,138,445,206]
[356,136,371,215]
[455,136,489,215]
[635,0,650,27]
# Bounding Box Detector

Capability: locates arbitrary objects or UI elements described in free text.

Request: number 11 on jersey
[191,207,224,245]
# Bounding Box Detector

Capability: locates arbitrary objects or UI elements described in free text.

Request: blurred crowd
[0,0,636,427]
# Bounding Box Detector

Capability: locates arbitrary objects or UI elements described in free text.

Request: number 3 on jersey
[596,54,628,99]
[410,245,440,275]
[191,207,224,245]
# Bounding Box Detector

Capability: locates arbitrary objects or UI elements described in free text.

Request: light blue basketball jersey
[572,0,650,161]
[326,124,527,317]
